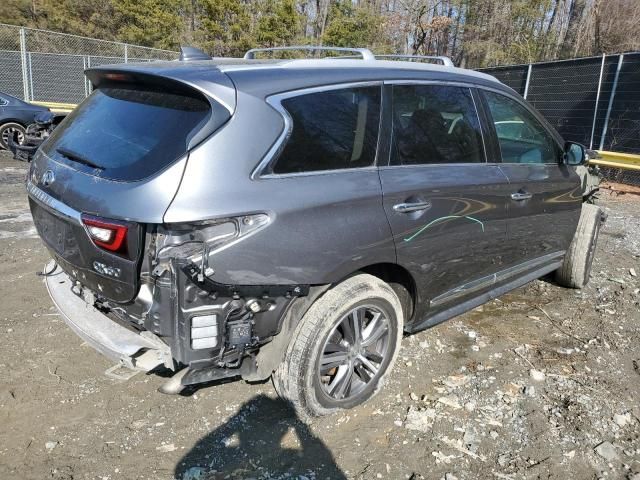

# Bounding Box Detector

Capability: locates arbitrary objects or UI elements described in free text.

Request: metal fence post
[19,27,29,101]
[589,54,606,149]
[124,44,128,63]
[599,54,624,151]
[28,52,34,101]
[83,56,89,97]
[523,63,532,99]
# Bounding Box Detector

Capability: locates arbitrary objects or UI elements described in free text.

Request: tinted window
[272,86,380,174]
[42,86,210,181]
[391,85,484,165]
[484,91,560,164]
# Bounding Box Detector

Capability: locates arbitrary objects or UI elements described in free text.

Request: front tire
[555,203,603,288]
[0,122,25,150]
[273,274,403,419]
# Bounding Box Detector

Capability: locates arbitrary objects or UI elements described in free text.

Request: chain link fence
[0,23,176,104]
[481,53,640,187]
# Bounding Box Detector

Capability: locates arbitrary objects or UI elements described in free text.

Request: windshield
[42,86,210,181]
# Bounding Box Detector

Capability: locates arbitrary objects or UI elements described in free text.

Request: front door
[480,90,582,274]
[379,83,512,325]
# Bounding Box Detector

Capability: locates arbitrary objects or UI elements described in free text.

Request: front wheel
[273,274,403,419]
[0,122,25,150]
[555,203,603,288]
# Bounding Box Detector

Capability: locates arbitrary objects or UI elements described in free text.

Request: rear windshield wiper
[56,147,104,170]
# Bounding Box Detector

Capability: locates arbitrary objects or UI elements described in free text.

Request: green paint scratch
[403,215,485,242]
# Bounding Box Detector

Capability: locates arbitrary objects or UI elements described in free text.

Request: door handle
[510,192,532,201]
[393,201,432,213]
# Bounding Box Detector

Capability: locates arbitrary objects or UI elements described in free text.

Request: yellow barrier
[30,101,77,114]
[592,151,640,171]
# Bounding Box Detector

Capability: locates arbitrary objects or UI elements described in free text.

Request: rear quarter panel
[165,91,396,285]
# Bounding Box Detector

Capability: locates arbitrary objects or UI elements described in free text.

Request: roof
[87,57,507,99]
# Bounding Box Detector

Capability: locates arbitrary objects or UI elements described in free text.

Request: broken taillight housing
[81,214,128,254]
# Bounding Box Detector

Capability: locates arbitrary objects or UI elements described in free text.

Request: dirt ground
[0,150,639,480]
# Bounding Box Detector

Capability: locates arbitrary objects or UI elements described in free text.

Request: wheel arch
[0,119,27,127]
[358,262,417,325]
[247,262,417,382]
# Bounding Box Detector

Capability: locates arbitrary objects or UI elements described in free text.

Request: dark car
[0,91,51,150]
[27,46,603,418]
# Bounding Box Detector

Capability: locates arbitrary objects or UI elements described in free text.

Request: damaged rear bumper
[44,261,172,371]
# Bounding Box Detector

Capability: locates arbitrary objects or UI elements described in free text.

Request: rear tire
[273,274,403,419]
[555,203,602,289]
[0,122,25,150]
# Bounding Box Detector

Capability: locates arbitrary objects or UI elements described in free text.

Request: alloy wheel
[317,305,391,401]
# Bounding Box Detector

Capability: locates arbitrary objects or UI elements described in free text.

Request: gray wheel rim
[317,305,391,401]
[1,127,24,146]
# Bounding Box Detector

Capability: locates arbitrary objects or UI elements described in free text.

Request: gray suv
[28,46,602,418]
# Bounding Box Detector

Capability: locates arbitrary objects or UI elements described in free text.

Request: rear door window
[391,85,485,165]
[42,86,211,181]
[271,86,381,174]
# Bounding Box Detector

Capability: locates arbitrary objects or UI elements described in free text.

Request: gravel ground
[0,151,638,480]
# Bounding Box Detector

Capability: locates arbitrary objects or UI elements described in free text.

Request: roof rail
[244,46,376,61]
[375,54,454,67]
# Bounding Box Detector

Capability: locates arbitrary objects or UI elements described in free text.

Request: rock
[409,392,419,401]
[464,401,476,412]
[497,453,510,467]
[443,375,471,389]
[156,443,177,452]
[556,347,575,355]
[595,441,618,461]
[529,369,546,382]
[45,441,57,452]
[437,395,462,409]
[404,407,436,433]
[630,268,637,277]
[489,431,499,439]
[613,413,632,427]
[524,385,536,397]
[182,467,207,480]
[394,420,403,427]
[467,331,477,339]
[444,473,458,480]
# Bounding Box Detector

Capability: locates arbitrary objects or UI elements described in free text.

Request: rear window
[271,86,381,174]
[42,86,211,181]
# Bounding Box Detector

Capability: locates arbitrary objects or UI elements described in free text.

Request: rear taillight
[81,214,128,253]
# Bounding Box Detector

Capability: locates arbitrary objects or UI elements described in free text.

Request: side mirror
[564,142,587,166]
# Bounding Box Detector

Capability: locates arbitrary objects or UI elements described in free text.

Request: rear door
[379,83,512,324]
[479,90,582,274]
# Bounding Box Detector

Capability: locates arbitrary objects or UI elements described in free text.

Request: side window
[272,86,381,174]
[391,85,485,165]
[484,91,560,164]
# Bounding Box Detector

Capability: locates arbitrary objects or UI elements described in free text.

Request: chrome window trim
[252,81,383,179]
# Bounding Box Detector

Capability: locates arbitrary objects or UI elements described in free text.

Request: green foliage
[322,2,383,48]
[255,0,302,48]
[112,0,186,50]
[1,0,637,66]
[196,0,252,57]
